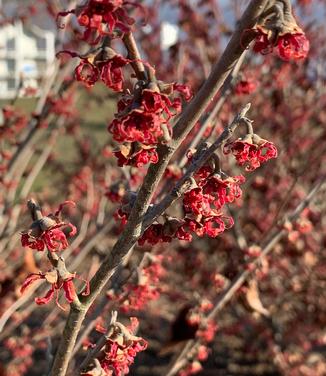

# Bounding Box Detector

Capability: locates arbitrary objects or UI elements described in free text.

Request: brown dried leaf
[245,280,269,317]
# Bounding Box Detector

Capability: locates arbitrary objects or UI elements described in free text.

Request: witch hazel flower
[21,200,77,252]
[57,47,130,91]
[58,0,144,44]
[20,269,89,310]
[0,105,28,143]
[196,319,218,343]
[113,143,159,168]
[248,0,309,61]
[82,315,147,376]
[224,133,277,171]
[138,216,192,246]
[108,81,192,167]
[175,169,244,240]
[253,27,310,61]
[109,82,192,144]
[118,255,165,312]
[137,154,244,245]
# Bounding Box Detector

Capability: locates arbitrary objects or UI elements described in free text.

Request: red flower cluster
[0,105,28,144]
[178,172,244,240]
[114,145,158,168]
[58,0,142,44]
[120,285,160,312]
[196,320,218,343]
[46,93,77,118]
[76,54,129,90]
[108,83,192,167]
[20,270,89,310]
[224,134,278,171]
[83,317,147,376]
[58,49,129,91]
[138,216,192,246]
[138,223,172,246]
[253,27,310,61]
[115,255,165,312]
[20,201,76,252]
[277,33,310,61]
[137,159,244,245]
[4,336,34,376]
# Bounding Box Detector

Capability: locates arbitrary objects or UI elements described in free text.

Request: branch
[179,50,248,168]
[144,103,251,228]
[122,31,147,81]
[49,2,270,375]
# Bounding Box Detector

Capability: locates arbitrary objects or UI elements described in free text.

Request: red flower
[20,271,89,310]
[120,284,160,312]
[175,225,193,242]
[178,173,243,240]
[183,188,211,216]
[108,83,192,166]
[257,140,278,162]
[196,320,218,343]
[83,317,147,376]
[253,30,272,55]
[138,223,172,246]
[202,175,245,208]
[99,54,129,91]
[20,201,77,252]
[114,208,129,229]
[109,110,165,145]
[57,0,143,45]
[224,139,260,170]
[186,215,234,238]
[114,147,159,167]
[277,33,310,61]
[224,136,277,171]
[58,48,129,90]
[252,27,309,61]
[75,60,99,87]
[173,83,193,101]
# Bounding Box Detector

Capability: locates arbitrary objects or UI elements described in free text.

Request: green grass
[2,83,118,193]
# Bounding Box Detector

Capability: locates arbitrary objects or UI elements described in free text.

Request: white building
[0,21,55,99]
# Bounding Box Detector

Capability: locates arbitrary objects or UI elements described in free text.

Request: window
[8,79,16,89]
[7,59,16,73]
[36,38,46,50]
[7,38,16,50]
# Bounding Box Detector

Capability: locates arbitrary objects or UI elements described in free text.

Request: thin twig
[122,31,147,81]
[179,50,248,168]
